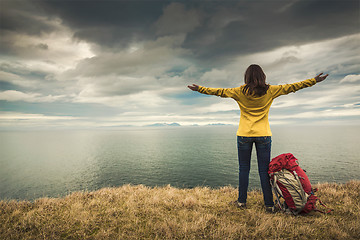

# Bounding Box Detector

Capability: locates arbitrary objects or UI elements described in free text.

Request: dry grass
[1,180,359,240]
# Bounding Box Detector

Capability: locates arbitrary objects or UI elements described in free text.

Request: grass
[1,180,359,240]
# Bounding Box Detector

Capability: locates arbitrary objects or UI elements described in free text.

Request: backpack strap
[314,197,333,214]
[270,176,287,212]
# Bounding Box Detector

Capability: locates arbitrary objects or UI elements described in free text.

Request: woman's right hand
[187,84,199,91]
[314,73,329,83]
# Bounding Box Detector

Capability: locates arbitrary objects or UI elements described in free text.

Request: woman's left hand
[314,73,329,83]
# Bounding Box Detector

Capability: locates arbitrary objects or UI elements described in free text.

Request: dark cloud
[37,0,168,48]
[154,2,203,36]
[0,0,55,35]
[0,62,48,80]
[183,0,359,61]
[35,43,49,50]
[0,0,56,55]
[2,0,358,62]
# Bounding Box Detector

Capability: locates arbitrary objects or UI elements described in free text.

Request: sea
[0,125,359,201]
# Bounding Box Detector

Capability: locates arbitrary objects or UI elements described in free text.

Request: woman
[187,64,328,212]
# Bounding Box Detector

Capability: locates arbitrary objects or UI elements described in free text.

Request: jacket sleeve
[197,86,238,98]
[270,78,317,99]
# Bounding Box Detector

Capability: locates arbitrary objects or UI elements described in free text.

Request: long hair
[242,64,269,96]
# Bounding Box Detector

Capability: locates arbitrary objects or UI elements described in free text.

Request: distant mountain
[207,123,233,126]
[145,123,181,127]
[167,123,181,126]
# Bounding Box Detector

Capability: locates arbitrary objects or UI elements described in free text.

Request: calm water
[0,126,359,201]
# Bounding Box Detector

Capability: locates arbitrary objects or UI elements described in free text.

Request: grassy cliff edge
[1,180,359,239]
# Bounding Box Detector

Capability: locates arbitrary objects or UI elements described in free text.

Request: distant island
[98,123,235,128]
[145,123,181,127]
[143,123,234,127]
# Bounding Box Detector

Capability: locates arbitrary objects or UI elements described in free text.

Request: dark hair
[242,64,269,96]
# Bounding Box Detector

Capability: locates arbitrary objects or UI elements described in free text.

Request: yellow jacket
[198,78,317,136]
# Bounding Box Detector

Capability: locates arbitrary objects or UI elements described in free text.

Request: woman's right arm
[270,73,328,99]
[187,84,237,98]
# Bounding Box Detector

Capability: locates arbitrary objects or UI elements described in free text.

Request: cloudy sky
[0,0,359,129]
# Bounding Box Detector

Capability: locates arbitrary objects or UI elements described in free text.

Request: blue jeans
[237,136,274,207]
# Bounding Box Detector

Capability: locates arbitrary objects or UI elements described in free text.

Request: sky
[0,0,359,129]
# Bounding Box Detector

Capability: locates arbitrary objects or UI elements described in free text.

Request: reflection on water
[0,125,359,200]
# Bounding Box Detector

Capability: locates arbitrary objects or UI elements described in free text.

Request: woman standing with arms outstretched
[188,64,328,212]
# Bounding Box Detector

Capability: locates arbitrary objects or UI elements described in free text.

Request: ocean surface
[1,125,359,201]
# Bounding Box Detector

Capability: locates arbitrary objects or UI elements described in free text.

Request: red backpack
[268,153,332,215]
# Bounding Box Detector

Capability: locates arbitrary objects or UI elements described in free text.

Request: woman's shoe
[265,206,279,213]
[230,201,247,208]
